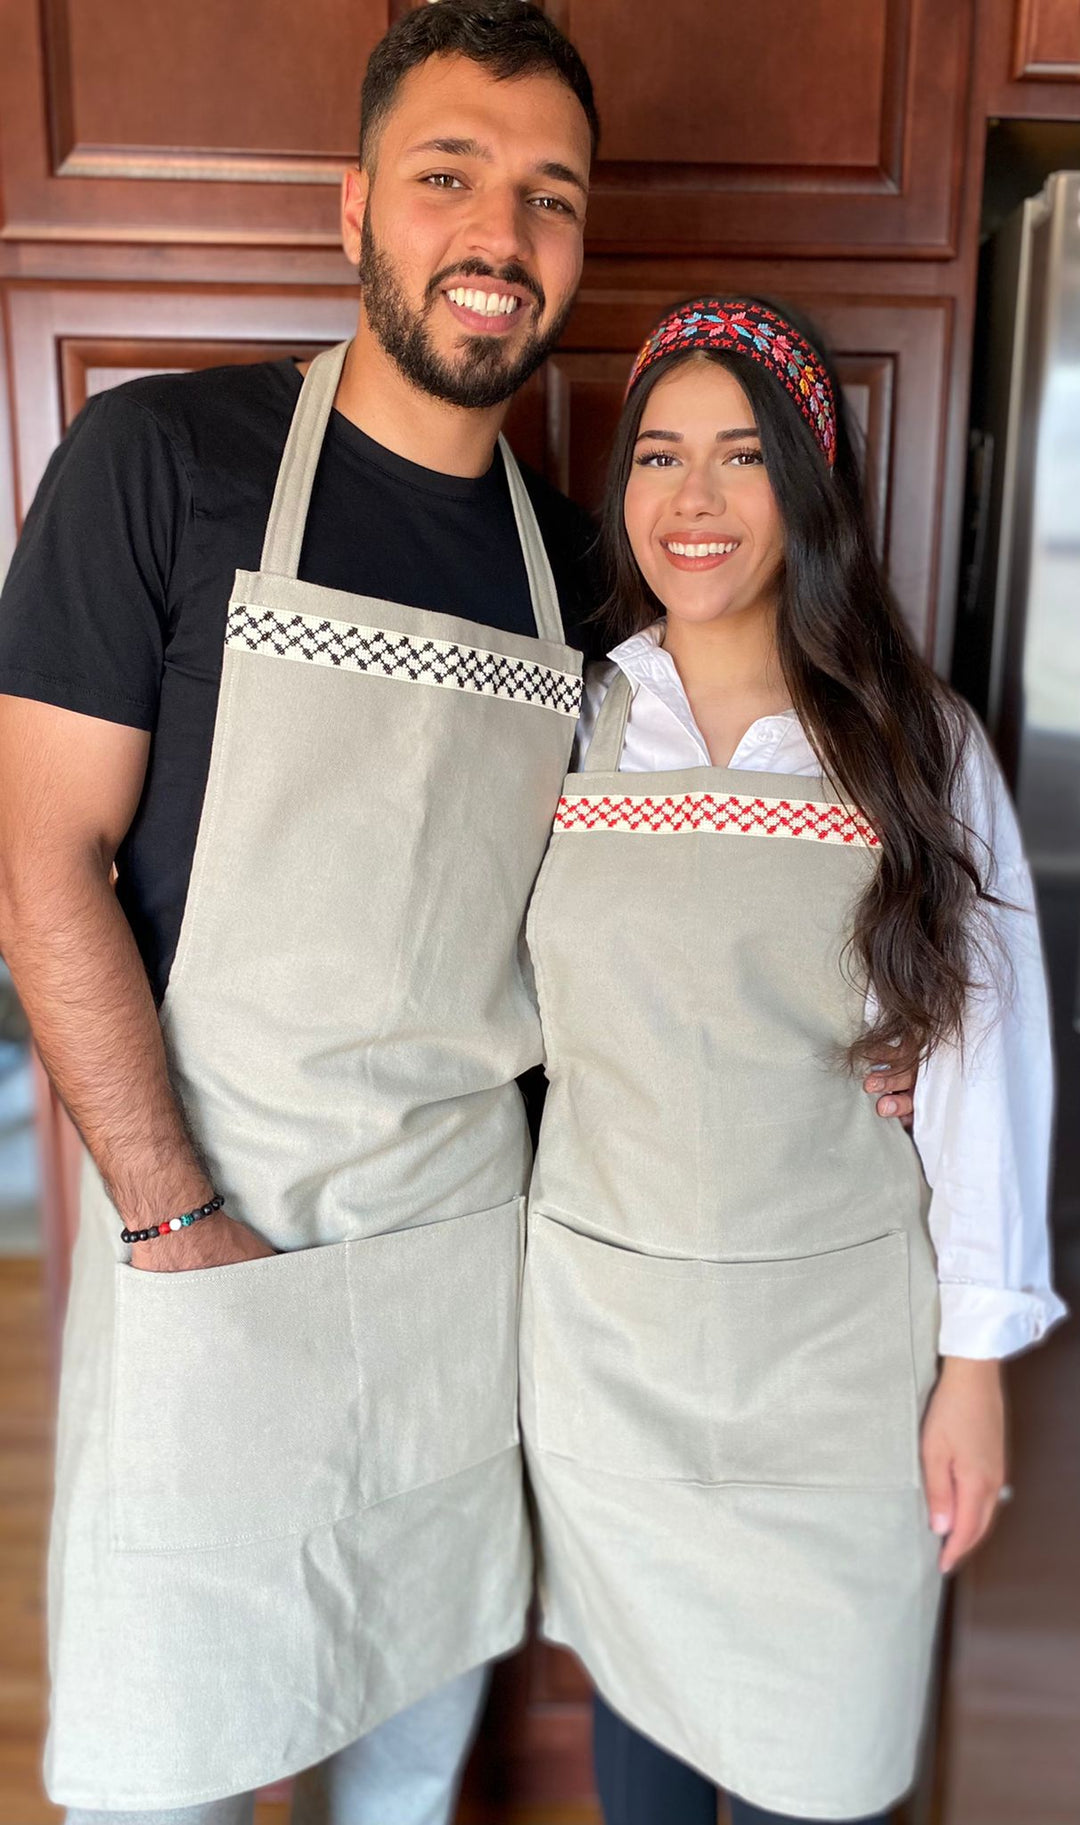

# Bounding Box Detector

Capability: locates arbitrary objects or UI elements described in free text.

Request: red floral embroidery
[554,791,879,847]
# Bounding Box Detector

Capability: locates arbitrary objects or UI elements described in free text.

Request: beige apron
[520,671,943,1821]
[46,343,582,1809]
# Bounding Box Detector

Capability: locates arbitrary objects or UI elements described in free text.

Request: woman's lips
[660,538,740,571]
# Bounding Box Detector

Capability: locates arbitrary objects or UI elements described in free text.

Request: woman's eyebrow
[634,426,761,445]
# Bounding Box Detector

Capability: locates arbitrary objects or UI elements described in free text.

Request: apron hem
[44,1623,529,1813]
[537,1617,917,1825]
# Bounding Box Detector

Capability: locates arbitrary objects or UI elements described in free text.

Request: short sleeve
[0,388,192,731]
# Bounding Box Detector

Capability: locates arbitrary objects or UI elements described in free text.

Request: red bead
[158,1223,170,1236]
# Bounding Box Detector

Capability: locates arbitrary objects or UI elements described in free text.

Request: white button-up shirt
[576,623,1066,1362]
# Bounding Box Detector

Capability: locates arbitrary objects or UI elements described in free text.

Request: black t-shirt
[0,359,601,1003]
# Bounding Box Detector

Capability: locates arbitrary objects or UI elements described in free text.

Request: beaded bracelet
[121,1193,225,1246]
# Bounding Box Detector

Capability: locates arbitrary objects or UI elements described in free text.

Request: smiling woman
[519,293,1063,1825]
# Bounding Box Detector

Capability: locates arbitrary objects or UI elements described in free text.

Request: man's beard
[359,213,573,410]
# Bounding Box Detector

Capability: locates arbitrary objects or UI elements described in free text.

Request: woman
[519,299,1065,1825]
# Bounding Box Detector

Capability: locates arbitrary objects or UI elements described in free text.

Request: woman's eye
[635,451,679,468]
[729,447,764,466]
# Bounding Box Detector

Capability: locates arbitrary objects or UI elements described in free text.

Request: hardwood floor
[0,1257,59,1825]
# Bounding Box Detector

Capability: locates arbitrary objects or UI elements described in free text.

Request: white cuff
[938,1281,1069,1360]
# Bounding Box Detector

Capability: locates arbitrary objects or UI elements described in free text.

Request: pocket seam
[110,1200,525,1554]
[528,1214,919,1492]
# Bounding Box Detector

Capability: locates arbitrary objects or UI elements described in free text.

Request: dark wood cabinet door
[0,0,384,246]
[549,0,974,257]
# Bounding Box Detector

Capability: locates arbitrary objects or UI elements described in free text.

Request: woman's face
[623,357,785,629]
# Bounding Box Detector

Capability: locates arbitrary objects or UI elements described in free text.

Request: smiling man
[0,6,598,1825]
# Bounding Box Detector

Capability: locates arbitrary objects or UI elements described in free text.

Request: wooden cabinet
[0,0,976,258]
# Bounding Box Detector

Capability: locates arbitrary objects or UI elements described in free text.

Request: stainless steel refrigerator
[955,169,1080,1256]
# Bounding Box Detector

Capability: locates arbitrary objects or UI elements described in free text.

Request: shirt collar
[606,619,803,768]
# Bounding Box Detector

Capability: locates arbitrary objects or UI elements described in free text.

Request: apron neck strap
[498,436,566,646]
[584,669,633,773]
[260,342,350,577]
[261,352,568,650]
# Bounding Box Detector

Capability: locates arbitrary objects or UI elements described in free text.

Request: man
[0,5,912,1822]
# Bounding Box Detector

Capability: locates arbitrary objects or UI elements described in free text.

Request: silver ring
[997,1484,1014,1505]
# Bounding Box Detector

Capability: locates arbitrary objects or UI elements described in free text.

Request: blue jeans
[65,1665,490,1825]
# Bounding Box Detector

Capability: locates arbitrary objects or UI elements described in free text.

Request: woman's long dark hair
[599,302,995,1068]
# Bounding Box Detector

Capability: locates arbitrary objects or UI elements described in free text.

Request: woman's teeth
[665,540,739,557]
[446,288,521,316]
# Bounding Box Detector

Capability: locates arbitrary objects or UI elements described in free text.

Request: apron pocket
[349,1197,524,1509]
[525,1213,920,1490]
[110,1240,358,1552]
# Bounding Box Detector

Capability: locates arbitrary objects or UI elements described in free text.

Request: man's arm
[0,695,272,1271]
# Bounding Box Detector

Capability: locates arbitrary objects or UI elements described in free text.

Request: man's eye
[531,195,574,215]
[424,173,464,190]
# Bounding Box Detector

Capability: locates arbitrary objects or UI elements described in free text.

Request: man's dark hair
[359,0,599,169]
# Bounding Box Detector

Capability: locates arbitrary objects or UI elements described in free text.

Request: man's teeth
[665,541,739,557]
[446,287,521,316]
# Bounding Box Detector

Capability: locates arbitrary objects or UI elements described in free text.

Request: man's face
[346,54,591,409]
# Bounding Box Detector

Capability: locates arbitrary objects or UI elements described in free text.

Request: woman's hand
[920,1357,1007,1573]
[863,1060,916,1128]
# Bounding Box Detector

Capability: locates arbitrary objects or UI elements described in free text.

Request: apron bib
[520,671,943,1821]
[47,343,582,1808]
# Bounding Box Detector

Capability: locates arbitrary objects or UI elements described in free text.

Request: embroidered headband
[625,299,837,468]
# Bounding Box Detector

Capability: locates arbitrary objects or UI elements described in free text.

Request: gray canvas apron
[46,342,582,1809]
[520,670,943,1820]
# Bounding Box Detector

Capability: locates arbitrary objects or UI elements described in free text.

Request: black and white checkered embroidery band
[227,605,580,717]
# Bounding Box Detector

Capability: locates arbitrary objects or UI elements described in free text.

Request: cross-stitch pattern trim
[555,791,879,846]
[227,605,581,717]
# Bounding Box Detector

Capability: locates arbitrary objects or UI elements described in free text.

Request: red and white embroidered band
[554,791,879,847]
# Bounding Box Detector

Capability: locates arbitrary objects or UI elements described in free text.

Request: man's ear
[341,167,370,268]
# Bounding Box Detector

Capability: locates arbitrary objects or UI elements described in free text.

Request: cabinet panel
[1012,0,1080,80]
[44,0,383,178]
[0,0,391,244]
[553,0,973,256]
[2,287,355,520]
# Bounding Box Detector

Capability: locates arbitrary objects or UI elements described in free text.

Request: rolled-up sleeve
[912,721,1067,1359]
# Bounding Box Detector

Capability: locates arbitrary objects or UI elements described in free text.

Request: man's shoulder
[93,358,300,469]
